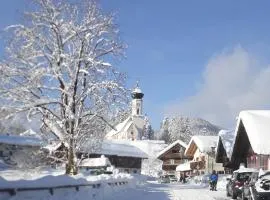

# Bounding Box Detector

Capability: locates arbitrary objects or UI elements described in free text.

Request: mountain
[156,116,221,144]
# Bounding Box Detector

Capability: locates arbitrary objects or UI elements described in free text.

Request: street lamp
[211,146,216,173]
[196,164,200,176]
[179,147,184,161]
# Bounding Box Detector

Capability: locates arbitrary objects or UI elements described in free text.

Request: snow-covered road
[109,182,231,200]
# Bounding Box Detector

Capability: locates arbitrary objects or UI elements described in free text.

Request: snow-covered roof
[98,140,148,158]
[0,135,42,147]
[234,110,270,155]
[105,139,166,157]
[79,156,111,167]
[185,136,218,155]
[176,162,191,172]
[43,142,64,153]
[218,129,235,158]
[47,139,148,159]
[19,129,41,139]
[234,166,258,173]
[157,140,187,159]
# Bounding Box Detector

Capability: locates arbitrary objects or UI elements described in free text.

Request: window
[259,155,269,170]
[170,159,175,164]
[201,156,205,161]
[137,108,139,115]
[131,132,134,141]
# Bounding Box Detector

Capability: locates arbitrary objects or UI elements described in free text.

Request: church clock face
[136,102,140,107]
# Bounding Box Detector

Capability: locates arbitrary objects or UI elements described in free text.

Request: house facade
[230,110,270,171]
[157,140,192,176]
[184,136,224,175]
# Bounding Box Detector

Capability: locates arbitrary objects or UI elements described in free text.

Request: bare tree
[0,0,127,175]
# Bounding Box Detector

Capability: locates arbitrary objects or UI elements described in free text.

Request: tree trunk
[65,138,78,175]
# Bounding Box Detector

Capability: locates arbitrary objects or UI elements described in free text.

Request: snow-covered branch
[0,0,127,175]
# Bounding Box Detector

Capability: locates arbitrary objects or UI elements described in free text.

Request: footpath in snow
[108,181,231,200]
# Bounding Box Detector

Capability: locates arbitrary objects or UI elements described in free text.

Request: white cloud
[165,46,270,128]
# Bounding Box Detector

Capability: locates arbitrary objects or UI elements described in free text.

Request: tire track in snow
[169,184,230,200]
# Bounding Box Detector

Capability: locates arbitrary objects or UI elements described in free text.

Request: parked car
[242,171,259,200]
[158,175,170,183]
[245,171,270,200]
[226,167,258,199]
[168,174,177,183]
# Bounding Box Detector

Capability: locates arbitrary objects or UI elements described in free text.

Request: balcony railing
[163,159,183,166]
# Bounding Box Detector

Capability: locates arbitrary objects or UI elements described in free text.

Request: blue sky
[1,1,270,129]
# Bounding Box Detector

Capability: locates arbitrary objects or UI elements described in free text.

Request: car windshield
[259,173,270,180]
[237,172,253,181]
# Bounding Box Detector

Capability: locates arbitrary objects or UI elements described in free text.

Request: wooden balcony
[163,159,184,166]
[190,160,205,170]
[164,153,183,159]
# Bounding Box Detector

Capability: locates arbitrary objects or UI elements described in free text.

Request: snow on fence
[0,173,136,200]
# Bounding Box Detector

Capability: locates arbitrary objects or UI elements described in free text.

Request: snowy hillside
[157,116,221,144]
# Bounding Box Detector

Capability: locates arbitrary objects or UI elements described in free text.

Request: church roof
[105,115,145,139]
[105,116,132,138]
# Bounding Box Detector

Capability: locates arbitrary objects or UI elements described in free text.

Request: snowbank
[216,174,231,191]
[0,169,132,188]
[0,169,143,200]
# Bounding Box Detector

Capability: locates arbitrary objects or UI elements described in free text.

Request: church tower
[131,82,144,116]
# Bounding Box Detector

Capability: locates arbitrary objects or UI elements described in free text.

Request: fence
[0,180,129,198]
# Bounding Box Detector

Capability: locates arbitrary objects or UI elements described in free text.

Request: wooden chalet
[215,130,235,173]
[230,110,270,171]
[79,140,148,174]
[184,136,224,175]
[157,140,191,175]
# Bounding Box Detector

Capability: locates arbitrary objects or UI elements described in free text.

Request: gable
[185,140,197,157]
[157,140,187,159]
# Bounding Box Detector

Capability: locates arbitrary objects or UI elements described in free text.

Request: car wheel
[241,192,247,200]
[232,192,237,199]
